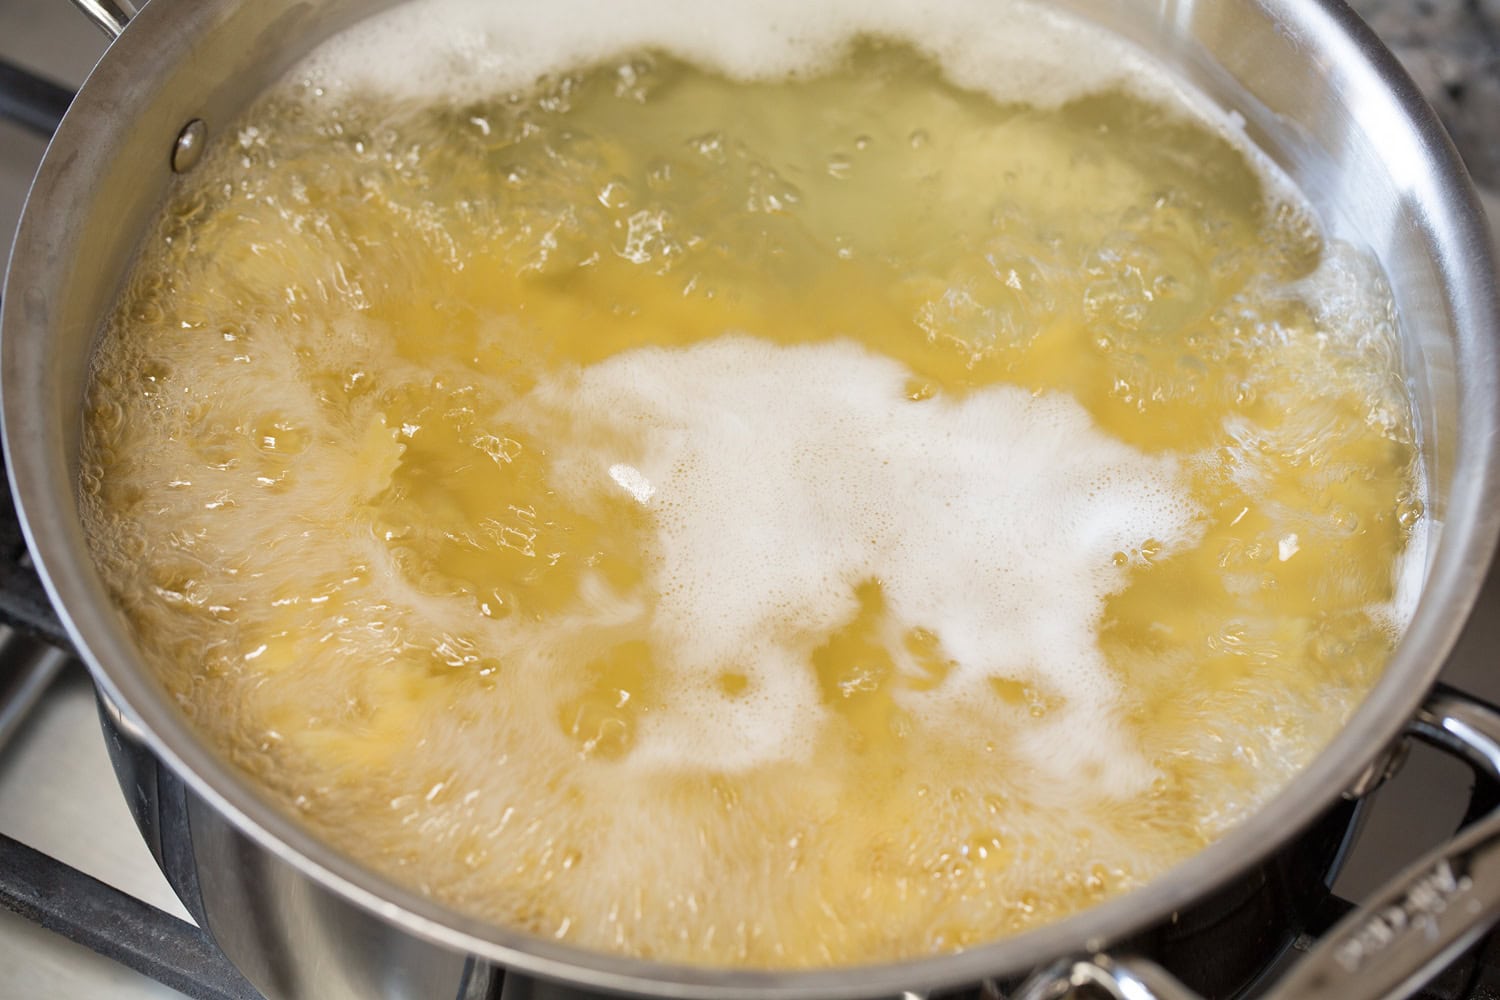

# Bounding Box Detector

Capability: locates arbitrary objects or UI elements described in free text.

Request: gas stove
[1,1,1499,998]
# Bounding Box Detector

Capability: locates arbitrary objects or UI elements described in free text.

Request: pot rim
[5,0,1500,995]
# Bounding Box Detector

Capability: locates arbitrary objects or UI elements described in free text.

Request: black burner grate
[0,53,73,653]
[0,832,262,1000]
[0,478,71,651]
[0,57,71,139]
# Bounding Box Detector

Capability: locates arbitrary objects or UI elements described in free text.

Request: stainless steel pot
[4,1,1500,998]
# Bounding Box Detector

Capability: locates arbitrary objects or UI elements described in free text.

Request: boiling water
[80,0,1422,968]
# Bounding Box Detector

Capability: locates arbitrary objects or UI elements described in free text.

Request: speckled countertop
[1351,0,1500,191]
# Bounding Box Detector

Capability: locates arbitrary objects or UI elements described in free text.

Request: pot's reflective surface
[98,685,1368,1000]
[94,663,1500,1000]
[3,0,1499,997]
[1015,690,1500,1000]
[97,695,495,1000]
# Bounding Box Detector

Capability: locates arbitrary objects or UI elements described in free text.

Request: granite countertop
[1351,0,1500,192]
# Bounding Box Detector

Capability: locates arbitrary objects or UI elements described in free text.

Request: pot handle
[1011,687,1500,1000]
[68,0,138,40]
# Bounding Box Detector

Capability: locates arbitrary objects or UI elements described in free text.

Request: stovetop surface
[0,1,1498,998]
[0,6,191,997]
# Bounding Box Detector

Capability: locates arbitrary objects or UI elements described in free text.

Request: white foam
[1291,242,1427,631]
[1392,470,1429,630]
[515,337,1200,791]
[607,463,655,505]
[297,0,1181,111]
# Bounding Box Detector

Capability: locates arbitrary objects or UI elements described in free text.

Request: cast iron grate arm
[0,59,73,139]
[0,830,263,1000]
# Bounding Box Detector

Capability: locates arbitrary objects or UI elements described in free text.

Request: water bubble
[687,131,726,163]
[745,165,801,214]
[904,379,935,402]
[597,177,633,210]
[646,159,675,192]
[1396,496,1425,529]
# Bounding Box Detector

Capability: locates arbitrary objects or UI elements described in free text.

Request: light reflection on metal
[68,0,137,39]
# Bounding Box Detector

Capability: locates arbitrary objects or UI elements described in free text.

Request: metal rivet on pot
[171,119,207,174]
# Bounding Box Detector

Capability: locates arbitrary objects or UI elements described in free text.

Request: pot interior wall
[3,0,1497,995]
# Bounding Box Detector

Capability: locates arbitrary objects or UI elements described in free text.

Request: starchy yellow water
[80,38,1420,967]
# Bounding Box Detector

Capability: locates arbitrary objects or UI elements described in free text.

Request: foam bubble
[515,337,1200,792]
[299,0,1182,111]
[1289,242,1427,631]
[1391,469,1429,630]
